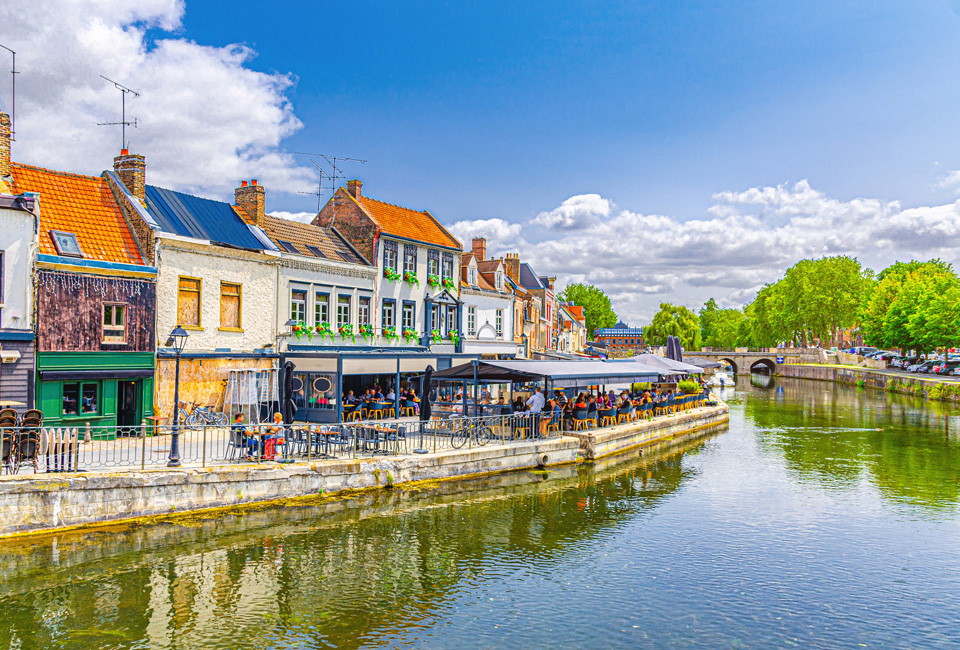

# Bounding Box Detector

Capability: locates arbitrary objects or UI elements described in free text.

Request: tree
[557,283,618,337]
[699,298,745,348]
[645,302,702,350]
[861,260,952,348]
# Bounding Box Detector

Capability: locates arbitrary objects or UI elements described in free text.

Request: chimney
[113,149,146,202]
[471,237,486,261]
[503,252,521,283]
[347,179,362,199]
[0,112,11,181]
[235,179,266,227]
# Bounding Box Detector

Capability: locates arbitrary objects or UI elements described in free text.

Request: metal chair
[400,400,417,417]
[14,429,40,474]
[572,408,593,430]
[616,405,632,425]
[599,408,617,427]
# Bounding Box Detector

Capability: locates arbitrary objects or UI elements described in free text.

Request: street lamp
[521,333,528,359]
[165,324,189,467]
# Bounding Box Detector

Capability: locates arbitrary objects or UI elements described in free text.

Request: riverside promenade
[0,403,728,537]
[779,364,960,403]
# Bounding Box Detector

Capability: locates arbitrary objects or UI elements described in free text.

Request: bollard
[307,426,312,462]
[73,427,80,471]
[84,421,91,444]
[202,425,207,468]
[141,419,147,470]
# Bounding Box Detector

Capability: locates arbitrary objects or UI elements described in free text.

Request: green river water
[1,376,959,649]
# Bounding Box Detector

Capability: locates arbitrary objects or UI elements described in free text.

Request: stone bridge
[693,349,821,375]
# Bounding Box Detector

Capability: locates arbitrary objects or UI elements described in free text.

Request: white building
[460,239,520,358]
[0,188,38,408]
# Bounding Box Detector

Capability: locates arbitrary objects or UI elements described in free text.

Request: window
[358,296,371,326]
[382,300,396,329]
[291,289,307,322]
[338,250,360,264]
[50,230,83,257]
[0,251,4,321]
[277,240,299,254]
[102,303,126,343]
[220,282,241,330]
[306,245,327,259]
[402,302,415,330]
[467,306,476,335]
[496,309,504,337]
[442,252,454,280]
[177,277,201,327]
[446,306,457,334]
[427,249,440,276]
[430,305,441,332]
[315,292,329,324]
[383,240,398,271]
[337,295,351,327]
[403,244,417,274]
[468,267,477,286]
[62,382,98,416]
[495,271,504,291]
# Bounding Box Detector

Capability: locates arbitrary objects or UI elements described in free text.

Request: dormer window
[468,267,477,286]
[51,230,83,257]
[495,272,504,291]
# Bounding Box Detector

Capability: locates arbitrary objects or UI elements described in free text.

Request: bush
[677,379,701,394]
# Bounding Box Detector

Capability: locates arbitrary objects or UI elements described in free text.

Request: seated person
[386,388,396,401]
[587,396,598,414]
[344,390,357,406]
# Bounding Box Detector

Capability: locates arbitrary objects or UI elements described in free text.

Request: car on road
[909,360,937,373]
[935,361,960,375]
[892,355,919,369]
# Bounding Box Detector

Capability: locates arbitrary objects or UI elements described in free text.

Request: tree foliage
[557,283,618,337]
[645,302,702,350]
[699,298,746,348]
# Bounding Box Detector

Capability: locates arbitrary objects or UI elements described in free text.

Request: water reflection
[742,376,960,511]
[0,430,720,650]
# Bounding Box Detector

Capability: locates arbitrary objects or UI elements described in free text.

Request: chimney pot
[113,149,146,202]
[251,179,258,186]
[235,179,266,228]
[471,237,487,261]
[120,148,129,155]
[241,180,248,187]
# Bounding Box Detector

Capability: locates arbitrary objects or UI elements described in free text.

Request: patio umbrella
[282,361,296,424]
[419,365,434,422]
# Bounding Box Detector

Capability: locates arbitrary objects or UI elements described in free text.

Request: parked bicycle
[450,416,493,448]
[178,401,228,429]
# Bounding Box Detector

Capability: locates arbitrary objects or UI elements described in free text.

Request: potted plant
[315,321,335,343]
[292,320,313,342]
[402,327,419,345]
[427,274,441,288]
[359,323,375,343]
[447,329,461,345]
[442,277,457,293]
[430,328,443,344]
[338,323,356,343]
[384,267,401,282]
[383,325,400,343]
[678,379,701,394]
[404,271,420,287]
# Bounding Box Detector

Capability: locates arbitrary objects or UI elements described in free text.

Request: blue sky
[5,0,960,322]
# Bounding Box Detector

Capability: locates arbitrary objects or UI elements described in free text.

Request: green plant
[677,379,700,394]
[383,325,400,342]
[315,321,335,342]
[338,323,356,343]
[292,320,313,342]
[359,323,375,343]
[447,329,461,345]
[385,471,394,488]
[427,274,441,288]
[404,271,420,287]
[442,277,457,292]
[430,328,443,343]
[402,327,419,344]
[384,267,401,282]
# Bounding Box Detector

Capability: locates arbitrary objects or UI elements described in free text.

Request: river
[1,377,959,649]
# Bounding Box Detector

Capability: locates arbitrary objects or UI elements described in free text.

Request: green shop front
[37,351,155,436]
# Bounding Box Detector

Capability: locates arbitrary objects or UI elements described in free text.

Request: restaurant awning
[431,359,666,388]
[627,354,705,374]
[683,356,723,369]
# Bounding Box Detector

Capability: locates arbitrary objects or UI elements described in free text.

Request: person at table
[525,386,545,413]
[512,396,525,413]
[344,390,358,406]
[497,396,506,406]
[374,385,384,400]
[574,394,587,410]
[554,389,568,409]
[386,387,396,401]
[587,396,598,416]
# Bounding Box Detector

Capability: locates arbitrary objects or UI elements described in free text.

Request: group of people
[232,411,287,461]
[343,386,420,414]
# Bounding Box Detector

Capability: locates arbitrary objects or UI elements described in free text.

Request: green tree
[645,302,702,350]
[699,298,745,348]
[558,283,618,337]
[861,260,952,349]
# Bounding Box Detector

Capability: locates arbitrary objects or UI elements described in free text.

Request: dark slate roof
[519,263,547,290]
[145,185,277,251]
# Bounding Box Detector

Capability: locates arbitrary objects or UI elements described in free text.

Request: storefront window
[291,372,339,412]
[62,382,99,416]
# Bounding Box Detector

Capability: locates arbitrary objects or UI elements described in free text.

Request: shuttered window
[220,282,242,330]
[178,277,201,327]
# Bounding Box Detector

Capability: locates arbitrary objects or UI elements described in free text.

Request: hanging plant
[404,271,420,287]
[442,277,457,292]
[402,327,419,345]
[315,321,335,343]
[359,323,375,343]
[430,328,443,343]
[384,267,401,282]
[427,274,441,288]
[384,325,400,342]
[447,329,461,345]
[338,323,356,343]
[292,320,313,342]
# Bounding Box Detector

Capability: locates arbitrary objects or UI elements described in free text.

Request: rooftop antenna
[0,43,17,141]
[97,75,140,150]
[295,151,366,227]
[298,159,329,213]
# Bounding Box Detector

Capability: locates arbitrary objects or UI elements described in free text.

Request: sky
[3,0,960,324]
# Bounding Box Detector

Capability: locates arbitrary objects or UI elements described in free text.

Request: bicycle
[178,401,228,429]
[450,416,493,448]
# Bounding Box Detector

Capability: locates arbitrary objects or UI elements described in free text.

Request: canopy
[627,353,705,374]
[431,359,664,389]
[683,356,722,369]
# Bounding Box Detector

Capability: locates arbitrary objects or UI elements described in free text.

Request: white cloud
[449,181,960,325]
[936,170,960,193]
[270,211,315,224]
[531,193,611,230]
[447,218,523,254]
[0,0,313,200]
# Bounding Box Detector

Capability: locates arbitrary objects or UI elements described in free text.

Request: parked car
[893,356,919,369]
[909,360,936,373]
[935,361,960,375]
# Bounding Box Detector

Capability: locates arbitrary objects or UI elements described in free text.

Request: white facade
[0,199,36,331]
[460,257,519,357]
[155,234,279,351]
[277,252,378,349]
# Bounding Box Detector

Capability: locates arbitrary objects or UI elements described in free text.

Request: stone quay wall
[779,364,960,403]
[0,406,730,538]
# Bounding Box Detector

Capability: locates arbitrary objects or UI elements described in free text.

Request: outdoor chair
[344,408,362,422]
[14,429,40,474]
[382,404,397,419]
[0,408,17,422]
[654,400,668,417]
[400,400,417,417]
[513,415,532,440]
[1,427,14,474]
[545,412,561,434]
[21,409,43,424]
[325,425,353,456]
[667,395,677,415]
[599,408,617,427]
[640,402,652,420]
[572,408,593,430]
[382,425,406,454]
[227,427,246,460]
[368,403,385,420]
[616,405,632,425]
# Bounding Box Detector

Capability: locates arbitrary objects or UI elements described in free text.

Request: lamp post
[521,333,528,359]
[166,325,189,467]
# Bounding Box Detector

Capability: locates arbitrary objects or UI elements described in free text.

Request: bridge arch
[750,358,777,375]
[721,358,739,375]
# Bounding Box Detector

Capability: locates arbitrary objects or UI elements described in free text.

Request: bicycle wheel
[474,426,492,446]
[184,412,202,430]
[213,412,228,426]
[450,426,468,449]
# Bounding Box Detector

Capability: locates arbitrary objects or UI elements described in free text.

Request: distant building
[594,321,644,352]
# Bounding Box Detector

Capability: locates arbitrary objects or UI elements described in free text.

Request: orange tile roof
[11,163,144,265]
[260,214,369,264]
[351,192,461,250]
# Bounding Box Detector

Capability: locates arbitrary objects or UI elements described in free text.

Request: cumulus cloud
[531,193,611,230]
[270,211,316,224]
[0,0,313,199]
[447,218,524,254]
[936,170,960,193]
[449,180,960,325]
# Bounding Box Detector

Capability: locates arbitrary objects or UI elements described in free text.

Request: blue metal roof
[145,185,274,251]
[519,263,547,290]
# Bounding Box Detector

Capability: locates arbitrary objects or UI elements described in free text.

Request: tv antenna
[97,75,140,150]
[295,152,366,226]
[0,43,17,141]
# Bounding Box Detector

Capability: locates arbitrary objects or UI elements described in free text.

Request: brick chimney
[347,179,362,199]
[0,111,11,181]
[235,179,265,227]
[503,252,521,283]
[471,237,486,261]
[113,149,146,202]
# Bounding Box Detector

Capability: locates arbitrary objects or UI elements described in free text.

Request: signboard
[776,356,785,364]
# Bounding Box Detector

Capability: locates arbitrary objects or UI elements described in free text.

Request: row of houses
[0,110,586,428]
